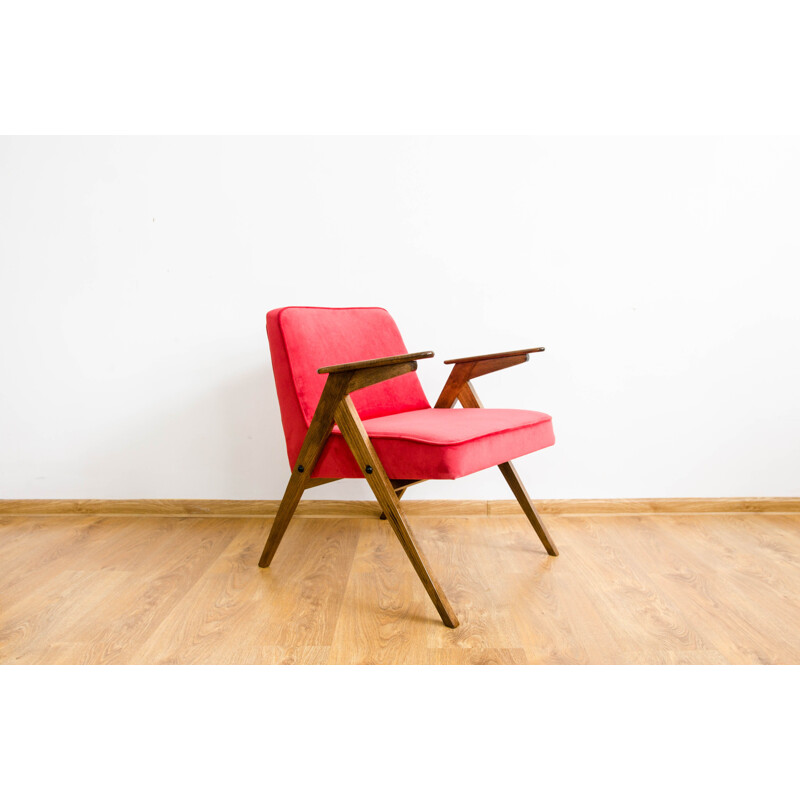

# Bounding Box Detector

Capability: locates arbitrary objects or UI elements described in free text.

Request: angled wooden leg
[259,470,308,567]
[379,486,408,520]
[456,380,558,557]
[260,476,343,566]
[258,373,351,568]
[498,461,559,556]
[335,396,459,628]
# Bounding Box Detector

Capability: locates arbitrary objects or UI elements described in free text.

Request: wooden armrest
[435,346,545,408]
[318,351,434,374]
[443,347,544,365]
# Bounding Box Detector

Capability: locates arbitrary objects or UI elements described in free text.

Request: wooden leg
[379,486,408,520]
[258,372,351,569]
[335,396,460,628]
[498,461,559,557]
[454,379,558,557]
[258,470,307,567]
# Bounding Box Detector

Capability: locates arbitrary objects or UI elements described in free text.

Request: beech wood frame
[258,347,557,628]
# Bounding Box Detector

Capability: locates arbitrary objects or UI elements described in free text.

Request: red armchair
[261,306,558,628]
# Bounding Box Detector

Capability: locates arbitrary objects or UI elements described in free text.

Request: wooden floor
[1,511,799,664]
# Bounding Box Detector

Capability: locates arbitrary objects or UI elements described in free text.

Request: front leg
[258,372,351,568]
[335,395,460,628]
[457,380,558,557]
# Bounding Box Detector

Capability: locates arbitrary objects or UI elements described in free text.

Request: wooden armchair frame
[259,345,557,629]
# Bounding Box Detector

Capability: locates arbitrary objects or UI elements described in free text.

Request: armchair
[261,306,558,628]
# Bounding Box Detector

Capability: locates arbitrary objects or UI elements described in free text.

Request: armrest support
[285,350,432,490]
[288,351,434,478]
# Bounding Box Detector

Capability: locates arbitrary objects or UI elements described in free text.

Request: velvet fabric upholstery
[267,306,430,466]
[267,306,555,480]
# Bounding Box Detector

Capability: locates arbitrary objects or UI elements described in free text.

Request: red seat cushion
[312,407,555,480]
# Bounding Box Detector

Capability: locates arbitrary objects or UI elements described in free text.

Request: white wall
[1,137,799,500]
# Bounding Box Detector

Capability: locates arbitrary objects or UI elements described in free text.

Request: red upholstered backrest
[267,307,431,463]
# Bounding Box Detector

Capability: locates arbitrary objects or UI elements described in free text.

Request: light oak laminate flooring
[1,512,798,664]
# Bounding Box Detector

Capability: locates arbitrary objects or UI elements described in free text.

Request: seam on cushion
[361,414,552,446]
[276,306,390,427]
[326,420,553,452]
